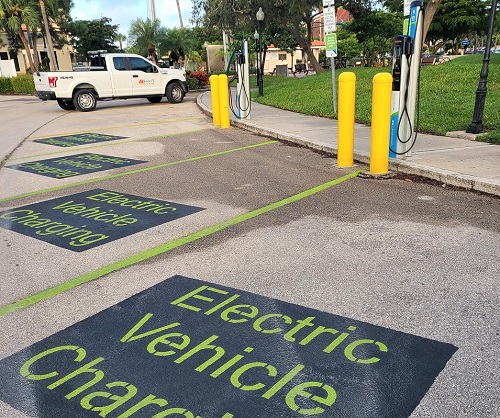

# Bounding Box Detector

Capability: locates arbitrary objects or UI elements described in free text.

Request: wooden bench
[421,56,436,65]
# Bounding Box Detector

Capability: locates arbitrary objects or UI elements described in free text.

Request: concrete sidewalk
[197,91,500,197]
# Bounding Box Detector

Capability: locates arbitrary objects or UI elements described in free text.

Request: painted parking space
[0,275,457,418]
[0,189,204,251]
[33,133,127,147]
[7,153,146,179]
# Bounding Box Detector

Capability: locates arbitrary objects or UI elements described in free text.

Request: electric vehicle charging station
[234,38,251,119]
[389,0,424,158]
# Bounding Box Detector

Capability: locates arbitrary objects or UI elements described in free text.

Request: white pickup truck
[33,52,188,111]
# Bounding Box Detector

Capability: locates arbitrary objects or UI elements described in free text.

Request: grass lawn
[252,54,500,143]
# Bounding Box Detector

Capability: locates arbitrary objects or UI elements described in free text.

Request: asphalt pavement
[197,91,500,197]
[0,93,499,418]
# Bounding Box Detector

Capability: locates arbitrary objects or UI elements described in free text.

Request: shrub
[187,71,209,89]
[0,77,14,94]
[187,76,200,90]
[0,75,35,95]
[11,75,35,95]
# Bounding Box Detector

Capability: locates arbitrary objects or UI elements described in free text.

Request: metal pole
[258,22,264,97]
[331,56,337,114]
[466,0,498,134]
[255,35,259,92]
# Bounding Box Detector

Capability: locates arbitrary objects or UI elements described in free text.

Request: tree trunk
[289,20,324,74]
[422,0,442,43]
[18,29,36,73]
[260,47,267,76]
[31,32,40,71]
[40,0,57,70]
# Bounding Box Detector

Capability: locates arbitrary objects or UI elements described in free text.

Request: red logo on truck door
[48,77,58,88]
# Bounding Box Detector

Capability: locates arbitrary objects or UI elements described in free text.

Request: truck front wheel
[166,82,185,103]
[57,99,76,110]
[73,89,97,112]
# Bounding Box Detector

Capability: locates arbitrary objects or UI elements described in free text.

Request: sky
[71,0,193,44]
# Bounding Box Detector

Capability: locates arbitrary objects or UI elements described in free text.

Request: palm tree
[163,28,197,68]
[127,17,161,58]
[0,0,40,72]
[115,33,126,52]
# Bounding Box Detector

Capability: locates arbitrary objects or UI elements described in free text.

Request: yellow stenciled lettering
[174,335,225,372]
[116,394,169,418]
[20,345,86,381]
[299,326,340,346]
[210,347,254,378]
[170,286,239,315]
[0,209,34,220]
[80,381,138,416]
[253,313,293,334]
[344,339,388,364]
[230,362,278,391]
[120,313,181,343]
[283,317,316,342]
[86,191,122,202]
[285,381,337,415]
[221,304,259,324]
[147,333,191,357]
[46,357,106,399]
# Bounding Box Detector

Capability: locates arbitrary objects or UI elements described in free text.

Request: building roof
[311,40,326,47]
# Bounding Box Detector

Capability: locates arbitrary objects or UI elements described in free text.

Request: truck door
[111,56,133,97]
[129,56,163,96]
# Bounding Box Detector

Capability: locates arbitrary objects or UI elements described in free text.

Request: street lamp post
[256,7,265,97]
[254,30,260,94]
[466,0,498,134]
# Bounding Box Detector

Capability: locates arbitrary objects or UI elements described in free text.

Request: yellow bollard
[218,74,231,129]
[369,73,393,175]
[210,75,221,126]
[337,72,356,167]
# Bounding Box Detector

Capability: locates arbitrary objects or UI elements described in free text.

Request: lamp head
[256,7,265,22]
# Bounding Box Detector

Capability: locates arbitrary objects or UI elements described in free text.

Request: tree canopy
[0,0,72,71]
[0,0,39,71]
[427,0,491,51]
[66,17,119,59]
[191,0,381,72]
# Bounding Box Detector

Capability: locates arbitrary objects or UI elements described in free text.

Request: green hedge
[0,74,35,95]
[0,77,14,93]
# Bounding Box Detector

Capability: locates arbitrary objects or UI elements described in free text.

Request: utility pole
[176,0,184,28]
[149,0,157,21]
[39,0,57,70]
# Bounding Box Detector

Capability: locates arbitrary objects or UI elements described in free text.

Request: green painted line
[0,141,277,204]
[7,128,209,162]
[0,170,361,317]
